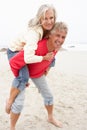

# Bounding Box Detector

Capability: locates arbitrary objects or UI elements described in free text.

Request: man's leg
[32,75,62,127]
[45,105,62,127]
[10,111,20,130]
[10,90,25,130]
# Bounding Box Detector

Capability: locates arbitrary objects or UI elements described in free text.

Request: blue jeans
[7,49,29,91]
[11,75,53,113]
[32,75,53,105]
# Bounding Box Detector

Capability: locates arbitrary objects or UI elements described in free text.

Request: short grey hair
[50,22,68,34]
[28,4,57,27]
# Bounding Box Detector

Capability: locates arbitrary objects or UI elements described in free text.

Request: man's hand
[44,67,50,76]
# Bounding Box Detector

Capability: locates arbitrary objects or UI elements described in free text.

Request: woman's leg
[9,50,26,77]
[31,75,62,127]
[6,65,29,114]
[6,49,29,114]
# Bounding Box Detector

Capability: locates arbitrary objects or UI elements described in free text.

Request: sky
[0,0,87,47]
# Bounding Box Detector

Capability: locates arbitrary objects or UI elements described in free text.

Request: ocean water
[0,43,87,51]
[63,43,87,51]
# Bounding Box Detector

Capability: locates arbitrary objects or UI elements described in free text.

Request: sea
[62,43,87,51]
[0,42,87,51]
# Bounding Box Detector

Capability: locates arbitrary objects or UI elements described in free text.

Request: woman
[6,4,57,114]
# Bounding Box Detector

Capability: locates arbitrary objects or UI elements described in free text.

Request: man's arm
[44,58,55,76]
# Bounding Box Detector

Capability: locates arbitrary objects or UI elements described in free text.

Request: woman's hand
[43,52,54,61]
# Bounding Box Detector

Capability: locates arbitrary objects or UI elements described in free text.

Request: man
[9,22,68,130]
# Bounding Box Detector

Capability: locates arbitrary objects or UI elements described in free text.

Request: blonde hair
[28,4,57,27]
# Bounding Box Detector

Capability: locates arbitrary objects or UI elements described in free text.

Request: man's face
[49,29,67,50]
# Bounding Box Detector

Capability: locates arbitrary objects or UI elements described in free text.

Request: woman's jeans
[7,49,29,91]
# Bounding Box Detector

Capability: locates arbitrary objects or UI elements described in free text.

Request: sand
[0,50,87,130]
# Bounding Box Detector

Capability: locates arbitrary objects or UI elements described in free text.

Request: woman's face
[40,9,55,31]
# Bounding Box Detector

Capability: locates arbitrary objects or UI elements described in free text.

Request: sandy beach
[0,50,87,130]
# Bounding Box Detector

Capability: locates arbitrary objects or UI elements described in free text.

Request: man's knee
[44,96,54,105]
[11,103,24,114]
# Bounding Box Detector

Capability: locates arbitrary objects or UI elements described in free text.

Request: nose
[58,37,62,42]
[57,37,63,46]
[47,19,52,24]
